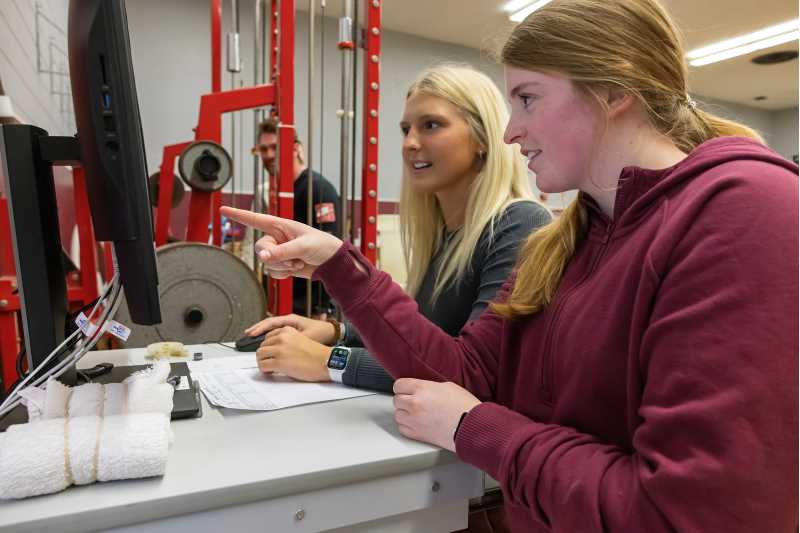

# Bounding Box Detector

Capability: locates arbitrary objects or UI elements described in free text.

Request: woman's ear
[474,143,488,165]
[606,89,635,119]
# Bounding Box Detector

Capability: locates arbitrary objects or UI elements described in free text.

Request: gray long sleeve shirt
[340,200,552,392]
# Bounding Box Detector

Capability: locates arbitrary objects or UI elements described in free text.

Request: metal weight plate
[178,140,233,192]
[148,171,185,208]
[114,243,266,347]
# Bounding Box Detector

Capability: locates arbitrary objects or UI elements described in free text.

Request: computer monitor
[0,0,159,398]
[68,0,160,325]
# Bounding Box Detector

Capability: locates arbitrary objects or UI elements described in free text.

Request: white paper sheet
[187,354,258,374]
[190,359,375,411]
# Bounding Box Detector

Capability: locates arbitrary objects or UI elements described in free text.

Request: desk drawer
[110,462,483,533]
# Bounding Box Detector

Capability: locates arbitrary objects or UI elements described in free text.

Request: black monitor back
[68,0,160,325]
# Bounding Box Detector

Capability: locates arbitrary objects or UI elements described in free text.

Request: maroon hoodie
[315,137,798,532]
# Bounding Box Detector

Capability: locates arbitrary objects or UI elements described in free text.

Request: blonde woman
[224,1,798,528]
[243,64,551,392]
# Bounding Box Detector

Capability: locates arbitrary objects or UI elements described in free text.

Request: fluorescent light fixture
[687,19,800,66]
[502,0,536,12]
[509,0,552,22]
[690,30,799,66]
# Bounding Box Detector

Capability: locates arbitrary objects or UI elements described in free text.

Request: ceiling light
[502,0,536,12]
[687,19,799,66]
[687,20,797,59]
[509,0,552,22]
[689,30,799,66]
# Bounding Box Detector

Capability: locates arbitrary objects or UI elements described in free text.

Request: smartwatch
[327,346,351,383]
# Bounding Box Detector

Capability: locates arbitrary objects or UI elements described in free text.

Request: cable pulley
[178,140,233,192]
[147,172,185,209]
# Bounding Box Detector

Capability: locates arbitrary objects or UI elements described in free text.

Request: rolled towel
[124,382,174,417]
[0,413,172,499]
[123,361,172,386]
[19,362,174,422]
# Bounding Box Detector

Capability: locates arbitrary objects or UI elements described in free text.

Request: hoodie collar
[579,136,797,240]
[579,161,679,239]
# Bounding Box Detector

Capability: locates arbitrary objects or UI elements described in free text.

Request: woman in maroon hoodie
[222,0,798,531]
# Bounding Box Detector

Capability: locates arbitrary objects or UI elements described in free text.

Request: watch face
[328,347,349,371]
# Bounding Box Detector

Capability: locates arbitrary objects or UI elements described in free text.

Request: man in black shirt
[254,118,341,316]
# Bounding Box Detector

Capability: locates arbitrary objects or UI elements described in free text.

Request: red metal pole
[270,1,279,82]
[267,0,295,316]
[361,0,380,264]
[72,167,98,303]
[211,0,222,94]
[275,1,294,167]
[186,193,215,243]
[0,199,20,390]
[212,184,223,245]
[0,198,14,276]
[155,141,191,245]
[210,0,223,247]
[0,281,19,392]
[268,0,279,220]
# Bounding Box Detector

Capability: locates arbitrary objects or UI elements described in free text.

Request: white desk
[0,345,482,532]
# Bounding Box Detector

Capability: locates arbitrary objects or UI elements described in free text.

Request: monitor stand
[0,124,83,389]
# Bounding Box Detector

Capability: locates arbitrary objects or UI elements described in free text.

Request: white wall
[695,95,775,138]
[0,0,72,135]
[770,107,799,162]
[696,96,799,161]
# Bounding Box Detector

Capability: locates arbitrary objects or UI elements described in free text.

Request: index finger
[221,207,294,234]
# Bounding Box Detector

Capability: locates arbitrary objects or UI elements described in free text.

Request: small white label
[75,312,98,336]
[75,312,131,341]
[176,375,190,391]
[106,320,131,342]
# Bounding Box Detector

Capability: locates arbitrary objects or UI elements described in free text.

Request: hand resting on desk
[255,326,332,382]
[245,313,338,345]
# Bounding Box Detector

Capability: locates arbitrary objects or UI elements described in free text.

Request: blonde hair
[492,0,764,319]
[400,64,537,301]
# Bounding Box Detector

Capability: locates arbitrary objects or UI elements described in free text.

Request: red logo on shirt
[315,202,336,223]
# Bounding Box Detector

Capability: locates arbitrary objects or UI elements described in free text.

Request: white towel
[0,413,172,499]
[18,362,174,421]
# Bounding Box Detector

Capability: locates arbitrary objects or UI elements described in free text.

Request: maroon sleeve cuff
[455,401,543,480]
[312,241,379,311]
